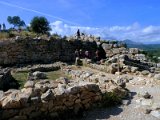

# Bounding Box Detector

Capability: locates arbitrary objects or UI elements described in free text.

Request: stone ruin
[0,37,159,119]
[0,65,127,120]
[0,37,97,65]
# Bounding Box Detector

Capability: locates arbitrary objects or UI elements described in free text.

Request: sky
[0,0,160,43]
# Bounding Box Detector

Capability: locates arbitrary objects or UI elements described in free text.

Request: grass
[12,71,28,88]
[46,70,71,80]
[12,70,71,88]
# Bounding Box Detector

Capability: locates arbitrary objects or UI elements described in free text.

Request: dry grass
[12,70,71,88]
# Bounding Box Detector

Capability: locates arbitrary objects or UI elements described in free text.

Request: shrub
[30,16,51,34]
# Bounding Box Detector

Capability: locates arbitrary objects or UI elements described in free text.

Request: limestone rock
[32,71,47,79]
[141,91,151,99]
[57,77,70,84]
[141,99,153,106]
[131,67,138,73]
[41,89,54,101]
[109,63,119,74]
[151,103,160,110]
[150,110,160,119]
[141,70,150,76]
[154,74,160,80]
[24,81,34,88]
[1,90,27,109]
[58,84,66,94]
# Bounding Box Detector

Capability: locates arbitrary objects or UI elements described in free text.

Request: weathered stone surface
[141,99,153,106]
[131,67,138,73]
[24,81,34,88]
[141,70,150,76]
[0,66,129,120]
[41,89,54,101]
[0,38,97,66]
[154,74,160,80]
[32,71,47,80]
[109,63,119,74]
[141,91,151,99]
[1,91,21,109]
[150,110,160,119]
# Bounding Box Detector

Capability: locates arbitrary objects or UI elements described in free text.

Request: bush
[30,16,51,34]
[101,92,122,107]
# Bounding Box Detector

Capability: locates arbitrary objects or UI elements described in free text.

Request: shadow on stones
[75,92,137,120]
[78,106,123,120]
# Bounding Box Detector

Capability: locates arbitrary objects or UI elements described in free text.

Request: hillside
[123,39,160,50]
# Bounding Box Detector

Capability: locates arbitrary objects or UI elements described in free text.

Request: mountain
[123,39,160,50]
[123,39,143,45]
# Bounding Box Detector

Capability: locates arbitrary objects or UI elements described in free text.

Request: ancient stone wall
[0,38,97,66]
[0,81,102,120]
[0,66,127,120]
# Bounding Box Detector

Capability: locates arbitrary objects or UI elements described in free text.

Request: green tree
[30,16,51,34]
[7,16,26,28]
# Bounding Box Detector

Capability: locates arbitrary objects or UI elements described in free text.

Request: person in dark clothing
[2,23,6,30]
[85,50,90,59]
[79,49,84,59]
[75,49,80,58]
[0,24,1,31]
[77,29,80,38]
[95,50,101,61]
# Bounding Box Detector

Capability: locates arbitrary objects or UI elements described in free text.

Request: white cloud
[50,21,160,43]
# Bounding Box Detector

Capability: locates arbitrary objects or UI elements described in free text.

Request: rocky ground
[73,67,160,120]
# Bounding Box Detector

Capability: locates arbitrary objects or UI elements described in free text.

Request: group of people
[75,49,91,59]
[74,48,105,65]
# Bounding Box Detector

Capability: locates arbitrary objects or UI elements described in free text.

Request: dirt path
[77,67,160,120]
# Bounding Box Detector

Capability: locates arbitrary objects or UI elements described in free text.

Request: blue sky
[0,0,160,43]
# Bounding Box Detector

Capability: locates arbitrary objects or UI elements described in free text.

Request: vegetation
[7,16,26,29]
[141,49,160,63]
[30,16,51,34]
[12,70,71,88]
[101,92,122,107]
[12,71,28,88]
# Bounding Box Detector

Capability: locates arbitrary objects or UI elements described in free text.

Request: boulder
[141,99,153,106]
[109,63,119,74]
[1,92,22,109]
[150,110,160,119]
[131,67,138,73]
[57,77,70,84]
[58,84,66,94]
[141,91,151,99]
[115,78,126,88]
[32,71,47,79]
[24,81,34,88]
[41,89,54,101]
[154,74,160,80]
[141,70,150,76]
[151,103,160,110]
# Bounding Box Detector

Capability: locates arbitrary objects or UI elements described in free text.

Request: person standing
[79,49,84,59]
[2,23,6,30]
[77,29,80,38]
[0,24,1,31]
[75,49,80,65]
[85,50,90,59]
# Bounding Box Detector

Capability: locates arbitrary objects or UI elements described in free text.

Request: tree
[30,16,51,34]
[7,16,26,28]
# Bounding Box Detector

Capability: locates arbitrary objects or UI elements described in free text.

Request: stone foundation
[0,67,127,120]
[0,38,97,66]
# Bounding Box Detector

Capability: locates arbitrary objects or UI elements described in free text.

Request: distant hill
[123,39,160,50]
